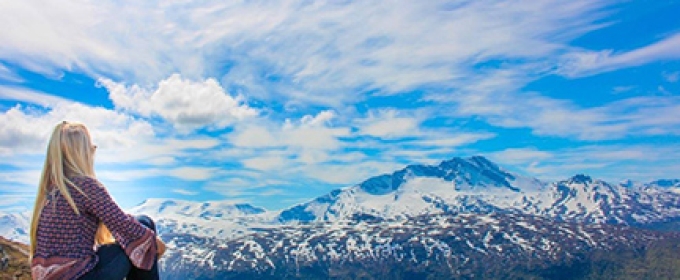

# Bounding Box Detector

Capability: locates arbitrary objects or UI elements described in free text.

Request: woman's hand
[156,237,166,257]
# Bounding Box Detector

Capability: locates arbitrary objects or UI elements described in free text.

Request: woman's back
[34,177,98,258]
[32,176,157,279]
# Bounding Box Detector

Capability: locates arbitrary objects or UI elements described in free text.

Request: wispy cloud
[430,67,680,140]
[227,110,351,167]
[0,64,22,83]
[489,148,553,165]
[0,86,71,108]
[557,33,680,77]
[172,188,199,196]
[0,0,610,107]
[490,144,680,182]
[612,86,635,94]
[355,109,422,139]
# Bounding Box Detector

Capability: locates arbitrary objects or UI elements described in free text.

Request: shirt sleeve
[78,177,158,270]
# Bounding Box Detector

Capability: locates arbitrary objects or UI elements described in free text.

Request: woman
[30,121,166,279]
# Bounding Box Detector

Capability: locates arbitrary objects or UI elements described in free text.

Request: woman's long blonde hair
[29,121,113,257]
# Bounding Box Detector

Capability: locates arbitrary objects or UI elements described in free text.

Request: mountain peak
[437,156,472,170]
[568,174,593,184]
[467,155,494,166]
[357,156,520,195]
[439,156,510,175]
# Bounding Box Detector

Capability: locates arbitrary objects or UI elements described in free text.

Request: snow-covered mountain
[3,156,679,244]
[130,198,268,219]
[279,157,680,227]
[122,156,680,278]
[544,175,680,224]
[0,211,29,244]
[279,156,544,222]
[158,212,680,279]
[128,198,277,239]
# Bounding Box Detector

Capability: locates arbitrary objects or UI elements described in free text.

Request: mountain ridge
[277,156,680,226]
[2,156,680,244]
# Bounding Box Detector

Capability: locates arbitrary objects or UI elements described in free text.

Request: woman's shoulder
[68,176,103,190]
[68,175,95,182]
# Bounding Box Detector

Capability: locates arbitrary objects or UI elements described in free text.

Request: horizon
[114,154,680,211]
[1,155,678,213]
[1,1,680,212]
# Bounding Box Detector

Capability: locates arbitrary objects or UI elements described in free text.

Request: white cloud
[172,188,199,196]
[0,100,157,156]
[95,137,221,167]
[169,167,217,181]
[488,148,553,165]
[356,109,421,139]
[215,0,607,106]
[241,154,289,171]
[226,126,277,148]
[490,144,680,182]
[95,169,164,182]
[0,193,33,210]
[203,177,269,197]
[0,86,227,187]
[222,106,495,185]
[557,33,680,77]
[304,160,404,185]
[0,106,51,154]
[0,64,22,82]
[408,133,495,148]
[100,74,257,132]
[430,67,680,140]
[600,96,680,136]
[229,110,350,152]
[0,0,610,107]
[96,165,218,182]
[222,110,353,180]
[0,169,42,189]
[0,86,71,108]
[526,161,609,180]
[0,1,207,82]
[278,111,351,152]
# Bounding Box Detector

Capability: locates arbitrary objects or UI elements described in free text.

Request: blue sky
[1,0,679,211]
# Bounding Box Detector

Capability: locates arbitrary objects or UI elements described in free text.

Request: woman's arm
[78,177,158,269]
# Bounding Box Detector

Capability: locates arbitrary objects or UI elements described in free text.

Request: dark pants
[79,215,160,280]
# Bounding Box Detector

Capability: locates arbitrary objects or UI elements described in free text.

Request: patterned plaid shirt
[31,176,157,280]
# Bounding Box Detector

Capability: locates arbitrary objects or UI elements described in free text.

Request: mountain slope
[128,198,278,239]
[278,157,680,227]
[159,212,680,279]
[0,212,30,244]
[0,236,30,280]
[545,175,680,225]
